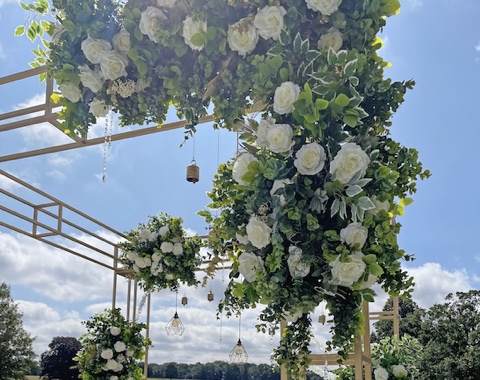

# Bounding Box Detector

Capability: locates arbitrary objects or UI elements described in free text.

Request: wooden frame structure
[1,67,400,379]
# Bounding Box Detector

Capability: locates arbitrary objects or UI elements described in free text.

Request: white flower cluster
[98,327,135,374]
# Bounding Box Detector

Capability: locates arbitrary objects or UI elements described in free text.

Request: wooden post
[362,302,372,380]
[280,320,288,380]
[143,292,151,379]
[112,247,118,310]
[393,297,400,337]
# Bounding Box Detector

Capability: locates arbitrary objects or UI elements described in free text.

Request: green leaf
[369,263,384,276]
[343,115,358,128]
[349,76,359,86]
[363,294,375,302]
[343,59,358,77]
[279,67,289,82]
[399,197,414,207]
[327,47,337,65]
[315,98,329,110]
[363,254,377,265]
[334,93,350,107]
[358,196,375,211]
[62,20,75,33]
[381,0,401,16]
[293,32,302,53]
[14,25,25,37]
[346,185,362,197]
[331,199,340,217]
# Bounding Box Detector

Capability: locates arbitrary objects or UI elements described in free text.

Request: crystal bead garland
[102,111,113,182]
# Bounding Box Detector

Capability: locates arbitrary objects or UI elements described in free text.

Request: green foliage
[40,337,82,380]
[0,282,36,380]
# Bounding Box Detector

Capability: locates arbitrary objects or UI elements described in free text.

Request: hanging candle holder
[181,295,188,306]
[229,314,248,364]
[208,290,214,302]
[318,314,326,325]
[186,133,199,183]
[165,292,185,336]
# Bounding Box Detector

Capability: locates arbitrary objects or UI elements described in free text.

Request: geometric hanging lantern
[229,314,248,363]
[165,292,185,336]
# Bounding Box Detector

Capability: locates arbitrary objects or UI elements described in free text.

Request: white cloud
[476,42,480,52]
[0,170,21,191]
[406,0,423,9]
[0,0,16,8]
[0,43,5,59]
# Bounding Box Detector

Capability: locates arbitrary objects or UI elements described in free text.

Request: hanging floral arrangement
[75,308,150,380]
[118,213,203,292]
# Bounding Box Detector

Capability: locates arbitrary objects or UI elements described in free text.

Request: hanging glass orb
[208,290,214,302]
[181,296,188,306]
[229,339,248,363]
[165,312,185,336]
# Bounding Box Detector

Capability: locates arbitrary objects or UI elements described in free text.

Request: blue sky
[0,0,479,367]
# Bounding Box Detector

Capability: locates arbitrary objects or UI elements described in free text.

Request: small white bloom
[329,143,370,184]
[266,124,294,153]
[374,366,389,380]
[114,341,126,352]
[152,252,162,264]
[294,142,326,175]
[110,376,118,380]
[232,152,259,186]
[246,216,272,249]
[368,196,390,216]
[126,348,135,357]
[81,37,112,64]
[160,241,174,253]
[318,27,343,52]
[113,28,131,54]
[58,82,81,103]
[183,16,207,51]
[254,6,286,41]
[135,256,151,269]
[340,222,368,248]
[116,354,125,363]
[110,326,121,336]
[305,0,342,15]
[100,348,114,360]
[236,233,250,245]
[78,65,104,93]
[270,178,292,196]
[238,252,264,282]
[172,242,183,256]
[138,228,152,242]
[330,252,366,287]
[283,308,303,323]
[89,99,109,118]
[105,359,118,371]
[256,116,275,148]
[114,362,123,372]
[392,364,408,379]
[273,82,300,115]
[165,273,174,280]
[287,246,310,278]
[159,225,170,237]
[227,18,259,56]
[139,6,166,43]
[126,251,138,262]
[149,231,159,241]
[99,50,128,81]
[157,0,176,7]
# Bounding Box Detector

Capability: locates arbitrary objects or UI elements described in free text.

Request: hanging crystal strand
[219,260,225,342]
[102,111,113,182]
[135,292,148,322]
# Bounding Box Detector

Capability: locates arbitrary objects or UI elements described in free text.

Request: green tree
[40,337,82,380]
[164,362,178,379]
[0,282,36,380]
[371,297,425,342]
[416,290,480,380]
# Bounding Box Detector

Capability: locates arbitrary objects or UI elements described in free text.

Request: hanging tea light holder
[165,292,185,336]
[186,133,199,183]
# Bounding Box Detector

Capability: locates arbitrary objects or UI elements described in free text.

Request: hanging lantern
[181,296,188,306]
[229,339,248,363]
[268,326,276,336]
[208,290,214,302]
[318,314,326,325]
[186,160,199,183]
[165,312,185,336]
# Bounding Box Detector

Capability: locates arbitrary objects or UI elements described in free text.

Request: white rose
[270,178,292,196]
[330,252,366,287]
[238,252,264,282]
[172,242,183,256]
[358,274,377,289]
[100,348,114,359]
[58,82,81,103]
[305,0,342,15]
[266,124,294,153]
[110,376,118,380]
[256,116,275,148]
[110,326,121,336]
[133,264,140,273]
[236,233,250,245]
[78,65,104,93]
[287,246,310,278]
[368,196,390,216]
[81,37,111,64]
[51,22,66,45]
[138,228,152,242]
[113,28,131,54]
[114,341,126,352]
[294,142,326,175]
[246,216,271,249]
[159,225,170,237]
[126,251,138,262]
[139,6,166,43]
[227,18,259,56]
[114,362,123,372]
[273,82,300,115]
[126,348,135,357]
[149,231,158,241]
[232,152,259,186]
[329,143,370,184]
[374,366,389,380]
[89,99,109,118]
[392,364,408,379]
[183,16,207,51]
[340,222,368,248]
[116,354,125,363]
[157,0,176,7]
[135,257,151,269]
[99,50,128,81]
[105,359,118,371]
[160,241,173,253]
[318,27,343,52]
[254,5,286,41]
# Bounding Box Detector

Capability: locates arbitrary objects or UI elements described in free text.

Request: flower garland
[119,213,202,292]
[75,308,150,380]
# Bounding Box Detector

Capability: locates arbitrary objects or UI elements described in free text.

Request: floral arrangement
[75,308,150,380]
[118,213,202,292]
[371,335,421,380]
[19,0,430,377]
